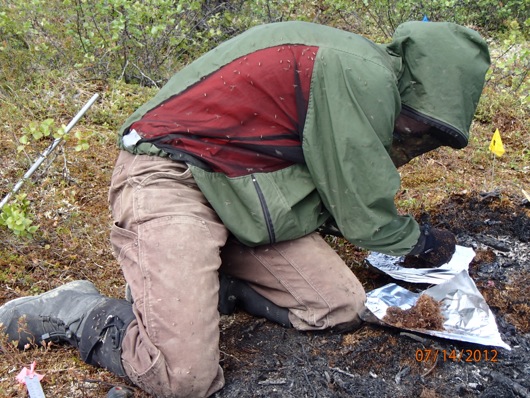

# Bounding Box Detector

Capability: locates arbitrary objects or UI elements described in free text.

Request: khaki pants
[108,151,366,397]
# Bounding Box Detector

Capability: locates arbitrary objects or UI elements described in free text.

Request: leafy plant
[17,118,92,153]
[488,19,529,108]
[17,118,63,152]
[62,0,258,85]
[0,194,39,237]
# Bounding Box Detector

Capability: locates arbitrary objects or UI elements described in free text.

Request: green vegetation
[0,0,527,237]
[0,193,39,237]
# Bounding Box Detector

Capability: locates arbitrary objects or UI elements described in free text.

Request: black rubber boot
[79,298,135,378]
[0,280,107,349]
[0,280,135,379]
[219,273,291,328]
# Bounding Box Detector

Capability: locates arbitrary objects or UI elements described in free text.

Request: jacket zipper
[251,174,276,244]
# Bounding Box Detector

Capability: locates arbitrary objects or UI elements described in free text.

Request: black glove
[318,218,343,237]
[407,225,456,268]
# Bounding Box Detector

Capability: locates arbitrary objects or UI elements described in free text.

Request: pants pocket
[110,222,142,305]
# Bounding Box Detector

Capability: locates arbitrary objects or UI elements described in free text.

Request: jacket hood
[386,21,490,148]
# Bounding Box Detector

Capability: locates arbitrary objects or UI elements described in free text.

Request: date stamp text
[415,348,498,363]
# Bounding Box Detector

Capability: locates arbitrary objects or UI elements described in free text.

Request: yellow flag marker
[523,189,530,202]
[489,128,505,157]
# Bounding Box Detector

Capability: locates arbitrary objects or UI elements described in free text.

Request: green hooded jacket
[118,21,490,255]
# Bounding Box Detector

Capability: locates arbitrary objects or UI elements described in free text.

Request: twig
[219,350,241,362]
[119,59,129,82]
[329,366,356,379]
[433,160,447,170]
[303,369,317,398]
[130,62,160,88]
[421,355,438,377]
[258,378,287,386]
[400,331,428,344]
[395,365,410,385]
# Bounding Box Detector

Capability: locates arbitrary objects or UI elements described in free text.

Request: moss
[383,294,445,331]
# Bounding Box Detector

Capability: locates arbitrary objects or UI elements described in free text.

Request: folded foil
[362,247,510,350]
[365,245,476,284]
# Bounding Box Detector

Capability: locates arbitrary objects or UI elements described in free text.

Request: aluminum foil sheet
[365,245,476,284]
[361,270,511,350]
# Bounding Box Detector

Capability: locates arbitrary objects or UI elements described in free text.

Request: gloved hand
[407,225,456,268]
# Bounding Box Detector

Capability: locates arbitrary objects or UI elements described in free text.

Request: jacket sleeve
[302,48,420,255]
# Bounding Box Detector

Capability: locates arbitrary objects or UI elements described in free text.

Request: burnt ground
[214,193,530,398]
[0,190,528,398]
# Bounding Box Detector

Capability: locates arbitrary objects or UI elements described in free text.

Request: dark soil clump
[383,294,445,331]
[400,254,429,268]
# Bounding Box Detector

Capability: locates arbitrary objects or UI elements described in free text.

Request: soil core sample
[400,255,437,268]
[383,294,445,330]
